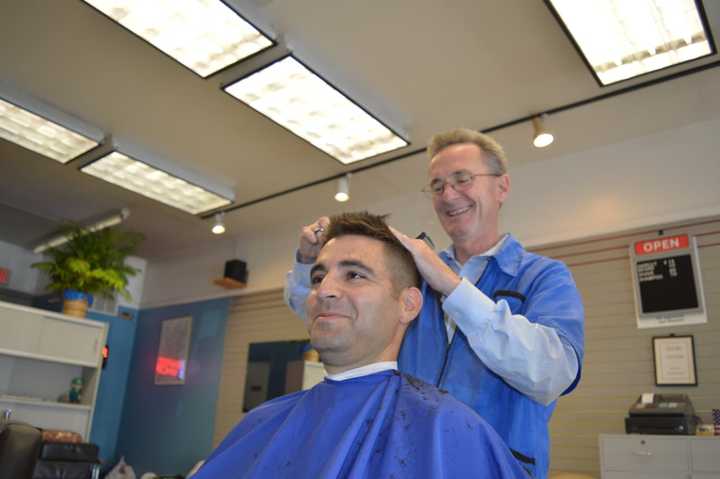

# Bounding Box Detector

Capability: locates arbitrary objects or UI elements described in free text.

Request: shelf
[213,277,247,289]
[0,394,91,411]
[0,348,97,368]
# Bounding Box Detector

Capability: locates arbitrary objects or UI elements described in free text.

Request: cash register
[625,393,698,435]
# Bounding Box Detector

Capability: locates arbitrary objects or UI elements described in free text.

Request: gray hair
[427,128,508,174]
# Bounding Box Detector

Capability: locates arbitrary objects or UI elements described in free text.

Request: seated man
[193,212,527,479]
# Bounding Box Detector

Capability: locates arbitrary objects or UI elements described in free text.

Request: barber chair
[0,420,43,479]
[0,411,100,479]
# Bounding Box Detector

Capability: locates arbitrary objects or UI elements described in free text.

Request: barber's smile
[445,203,475,217]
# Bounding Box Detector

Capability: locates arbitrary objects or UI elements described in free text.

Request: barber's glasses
[422,170,501,196]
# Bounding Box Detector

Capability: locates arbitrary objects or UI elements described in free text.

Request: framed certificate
[652,335,697,386]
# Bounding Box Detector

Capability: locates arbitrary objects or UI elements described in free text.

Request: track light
[33,208,130,254]
[532,115,554,148]
[212,213,226,235]
[334,174,350,202]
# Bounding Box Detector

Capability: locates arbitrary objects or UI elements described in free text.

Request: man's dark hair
[324,211,420,290]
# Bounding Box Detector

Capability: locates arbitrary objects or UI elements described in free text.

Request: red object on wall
[102,344,109,369]
[634,234,689,256]
[0,267,9,285]
[155,356,184,378]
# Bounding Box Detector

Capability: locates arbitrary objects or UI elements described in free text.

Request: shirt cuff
[442,278,496,333]
[292,260,313,287]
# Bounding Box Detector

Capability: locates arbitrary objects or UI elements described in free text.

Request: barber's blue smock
[192,370,527,478]
[397,235,584,478]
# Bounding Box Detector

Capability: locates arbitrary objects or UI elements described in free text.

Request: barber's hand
[297,216,330,264]
[390,226,461,296]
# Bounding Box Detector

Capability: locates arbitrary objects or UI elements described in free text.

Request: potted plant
[32,225,144,318]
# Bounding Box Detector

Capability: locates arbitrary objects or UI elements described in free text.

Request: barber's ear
[399,287,423,324]
[497,174,510,202]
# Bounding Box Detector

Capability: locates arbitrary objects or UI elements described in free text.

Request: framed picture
[155,316,193,385]
[652,335,697,386]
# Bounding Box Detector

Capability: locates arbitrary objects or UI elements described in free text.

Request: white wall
[140,239,239,308]
[0,239,44,293]
[141,116,720,307]
[504,116,720,247]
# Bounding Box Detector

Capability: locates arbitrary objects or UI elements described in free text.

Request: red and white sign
[0,267,9,285]
[634,234,689,256]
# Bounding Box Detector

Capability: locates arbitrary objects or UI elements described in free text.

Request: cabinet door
[0,306,43,355]
[690,438,720,473]
[605,473,688,479]
[37,319,102,366]
[601,435,689,474]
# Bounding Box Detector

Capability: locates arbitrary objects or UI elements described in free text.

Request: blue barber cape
[194,370,527,478]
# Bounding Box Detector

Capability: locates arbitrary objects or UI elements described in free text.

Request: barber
[285,129,584,479]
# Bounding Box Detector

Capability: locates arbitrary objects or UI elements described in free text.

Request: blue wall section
[88,306,139,464]
[115,298,231,476]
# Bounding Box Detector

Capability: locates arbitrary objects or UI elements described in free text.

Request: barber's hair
[427,128,508,174]
[324,211,420,290]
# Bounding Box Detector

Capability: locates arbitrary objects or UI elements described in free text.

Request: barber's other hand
[298,216,330,264]
[390,226,461,296]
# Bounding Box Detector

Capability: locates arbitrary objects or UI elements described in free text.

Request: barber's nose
[439,182,462,200]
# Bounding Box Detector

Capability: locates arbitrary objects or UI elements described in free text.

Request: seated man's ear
[399,287,423,325]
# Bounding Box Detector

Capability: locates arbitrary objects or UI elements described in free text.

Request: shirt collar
[326,361,397,381]
[440,233,523,277]
[441,234,508,264]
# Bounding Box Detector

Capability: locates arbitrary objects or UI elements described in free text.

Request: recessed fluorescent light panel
[548,0,715,85]
[82,0,273,78]
[0,98,99,163]
[224,56,408,164]
[81,152,232,215]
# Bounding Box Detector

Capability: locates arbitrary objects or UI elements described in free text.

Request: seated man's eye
[347,271,365,280]
[310,274,324,285]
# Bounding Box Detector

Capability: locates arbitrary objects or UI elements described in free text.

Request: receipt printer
[625,393,697,435]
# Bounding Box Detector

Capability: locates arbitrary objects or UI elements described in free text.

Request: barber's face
[428,143,509,243]
[305,235,406,369]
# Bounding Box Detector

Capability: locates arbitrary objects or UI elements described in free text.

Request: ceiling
[1,0,719,259]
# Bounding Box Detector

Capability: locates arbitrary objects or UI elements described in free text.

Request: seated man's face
[306,234,410,369]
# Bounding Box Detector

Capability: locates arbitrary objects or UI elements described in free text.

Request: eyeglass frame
[422,169,502,196]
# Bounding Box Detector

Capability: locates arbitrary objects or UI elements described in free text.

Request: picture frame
[155,316,193,385]
[652,335,697,386]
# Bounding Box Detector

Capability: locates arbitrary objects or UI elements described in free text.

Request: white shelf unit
[599,433,720,478]
[0,300,107,440]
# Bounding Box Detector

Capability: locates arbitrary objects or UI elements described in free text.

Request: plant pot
[62,290,93,318]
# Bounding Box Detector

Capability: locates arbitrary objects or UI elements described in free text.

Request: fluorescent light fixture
[82,0,273,78]
[224,56,408,164]
[34,208,130,254]
[548,0,715,85]
[81,151,233,215]
[211,213,226,235]
[0,85,101,163]
[334,174,350,202]
[532,116,554,148]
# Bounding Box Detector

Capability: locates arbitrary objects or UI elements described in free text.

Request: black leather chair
[0,421,43,479]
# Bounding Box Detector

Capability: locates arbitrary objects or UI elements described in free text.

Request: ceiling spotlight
[212,213,226,235]
[532,115,554,148]
[334,174,350,202]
